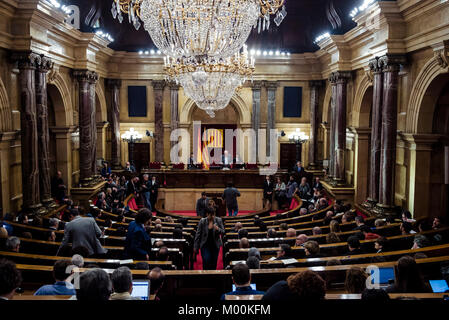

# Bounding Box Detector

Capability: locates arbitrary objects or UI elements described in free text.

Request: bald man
[148,267,165,301]
[296,234,309,246]
[286,228,297,238]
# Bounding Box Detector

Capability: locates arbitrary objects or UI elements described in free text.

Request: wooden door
[130,143,150,172]
[280,143,299,170]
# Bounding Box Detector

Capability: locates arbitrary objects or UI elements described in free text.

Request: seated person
[374,236,388,253]
[304,240,324,258]
[299,208,308,216]
[34,260,76,296]
[433,216,445,229]
[110,266,140,300]
[6,236,20,252]
[148,267,165,301]
[400,221,416,235]
[262,270,325,301]
[286,228,296,238]
[385,256,431,293]
[74,268,111,301]
[344,267,367,294]
[267,228,277,238]
[279,223,288,231]
[239,237,250,249]
[233,222,243,233]
[0,259,22,300]
[312,226,322,235]
[411,235,430,249]
[246,256,260,269]
[295,234,308,246]
[353,216,368,231]
[248,247,261,260]
[275,244,292,260]
[156,246,169,261]
[345,236,364,256]
[298,177,311,199]
[374,218,386,228]
[221,263,265,300]
[359,225,380,240]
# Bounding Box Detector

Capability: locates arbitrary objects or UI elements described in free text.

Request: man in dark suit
[57,209,107,257]
[222,183,241,216]
[292,161,305,174]
[141,174,152,211]
[263,175,274,208]
[124,161,136,173]
[149,176,159,210]
[187,153,196,169]
[196,192,209,217]
[51,171,66,201]
[126,176,138,196]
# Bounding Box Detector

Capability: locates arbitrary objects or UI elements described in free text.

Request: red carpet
[193,247,224,270]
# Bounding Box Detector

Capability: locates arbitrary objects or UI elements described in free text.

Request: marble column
[266,81,278,157]
[89,75,98,177]
[374,55,406,216]
[251,81,263,156]
[327,78,337,180]
[0,132,16,214]
[153,80,166,163]
[106,79,122,169]
[364,57,383,208]
[330,71,351,185]
[96,121,108,160]
[308,81,323,169]
[169,83,180,149]
[36,55,55,208]
[74,70,98,184]
[12,52,45,214]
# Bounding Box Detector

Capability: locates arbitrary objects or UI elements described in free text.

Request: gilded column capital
[36,55,54,73]
[378,54,407,73]
[368,57,382,74]
[328,71,352,84]
[265,81,279,90]
[73,70,99,83]
[11,51,41,69]
[432,40,449,69]
[251,81,264,90]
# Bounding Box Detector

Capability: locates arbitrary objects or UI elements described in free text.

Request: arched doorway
[429,75,449,220]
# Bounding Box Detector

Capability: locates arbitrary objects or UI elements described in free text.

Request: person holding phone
[194,200,225,270]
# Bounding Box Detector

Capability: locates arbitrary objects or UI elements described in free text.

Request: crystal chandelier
[111,0,287,60]
[164,45,255,118]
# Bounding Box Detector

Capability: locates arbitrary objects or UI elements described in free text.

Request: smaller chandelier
[121,128,143,143]
[165,45,255,118]
[288,129,309,144]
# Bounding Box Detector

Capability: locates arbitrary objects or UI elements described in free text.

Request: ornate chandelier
[111,0,287,60]
[164,45,255,118]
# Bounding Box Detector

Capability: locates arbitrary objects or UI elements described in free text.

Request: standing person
[51,170,66,201]
[286,175,299,204]
[124,161,136,173]
[222,183,241,216]
[274,176,287,209]
[57,209,107,257]
[298,177,311,199]
[124,208,152,260]
[141,174,152,211]
[101,162,111,177]
[187,153,196,169]
[263,175,274,208]
[149,176,159,211]
[196,192,209,217]
[194,202,225,270]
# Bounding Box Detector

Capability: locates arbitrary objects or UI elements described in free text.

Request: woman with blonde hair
[329,220,341,233]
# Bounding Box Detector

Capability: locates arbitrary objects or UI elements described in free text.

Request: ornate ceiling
[68,0,361,53]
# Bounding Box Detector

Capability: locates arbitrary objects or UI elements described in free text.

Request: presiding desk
[138,169,290,188]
